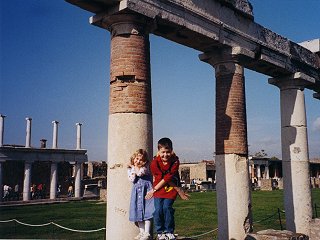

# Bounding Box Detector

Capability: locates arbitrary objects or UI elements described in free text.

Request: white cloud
[312,117,320,131]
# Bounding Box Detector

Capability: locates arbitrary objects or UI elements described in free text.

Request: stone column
[257,165,261,187]
[25,118,32,148]
[52,121,59,149]
[0,114,5,147]
[74,162,81,198]
[200,48,252,239]
[76,123,82,150]
[269,72,314,235]
[23,162,32,201]
[265,165,270,179]
[50,162,58,199]
[102,13,153,239]
[0,161,3,200]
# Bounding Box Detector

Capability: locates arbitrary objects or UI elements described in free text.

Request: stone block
[260,179,273,191]
[246,229,308,240]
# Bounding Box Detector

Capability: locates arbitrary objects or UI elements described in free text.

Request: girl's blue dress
[128,166,154,222]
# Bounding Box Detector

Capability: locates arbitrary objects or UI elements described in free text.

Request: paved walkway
[0,197,82,207]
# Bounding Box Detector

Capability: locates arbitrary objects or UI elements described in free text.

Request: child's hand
[145,190,154,200]
[177,188,190,200]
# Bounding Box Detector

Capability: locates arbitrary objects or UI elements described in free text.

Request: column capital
[26,117,32,121]
[92,13,151,37]
[0,114,6,118]
[76,122,82,126]
[52,120,59,124]
[268,72,315,90]
[199,47,255,66]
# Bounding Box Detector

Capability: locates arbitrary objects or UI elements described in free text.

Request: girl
[128,149,154,240]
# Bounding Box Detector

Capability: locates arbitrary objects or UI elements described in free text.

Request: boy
[145,137,189,240]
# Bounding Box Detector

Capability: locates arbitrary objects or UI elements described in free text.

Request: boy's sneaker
[134,232,143,240]
[157,233,168,240]
[140,232,151,240]
[166,233,176,240]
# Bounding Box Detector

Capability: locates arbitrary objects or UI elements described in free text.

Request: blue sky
[1,0,319,162]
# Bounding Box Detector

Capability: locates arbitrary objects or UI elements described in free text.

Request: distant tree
[254,149,268,158]
[270,156,279,160]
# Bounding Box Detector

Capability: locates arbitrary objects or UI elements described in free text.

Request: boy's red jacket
[150,155,179,200]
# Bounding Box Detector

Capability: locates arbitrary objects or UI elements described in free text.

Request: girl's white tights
[138,220,151,234]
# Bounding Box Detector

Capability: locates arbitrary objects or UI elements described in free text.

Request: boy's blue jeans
[153,198,175,234]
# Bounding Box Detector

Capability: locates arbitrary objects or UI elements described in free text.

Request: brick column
[200,48,252,239]
[269,72,314,235]
[106,13,153,240]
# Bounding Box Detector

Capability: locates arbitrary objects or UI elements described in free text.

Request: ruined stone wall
[190,162,207,181]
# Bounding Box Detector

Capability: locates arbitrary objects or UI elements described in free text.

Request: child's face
[158,147,172,162]
[133,153,145,167]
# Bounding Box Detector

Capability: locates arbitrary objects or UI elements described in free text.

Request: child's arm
[127,166,136,182]
[169,183,190,200]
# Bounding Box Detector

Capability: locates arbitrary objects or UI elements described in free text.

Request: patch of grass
[0,201,106,240]
[0,189,319,239]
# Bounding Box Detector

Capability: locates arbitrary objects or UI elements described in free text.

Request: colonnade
[0,115,85,201]
[96,13,319,239]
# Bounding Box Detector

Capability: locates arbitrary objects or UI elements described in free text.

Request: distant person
[68,185,73,197]
[127,149,154,240]
[145,138,189,240]
[14,184,19,200]
[3,184,10,201]
[57,185,61,197]
[37,183,43,199]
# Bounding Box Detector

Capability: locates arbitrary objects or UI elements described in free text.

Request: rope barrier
[253,212,278,223]
[0,219,105,233]
[0,209,286,237]
[187,228,218,239]
[51,222,106,233]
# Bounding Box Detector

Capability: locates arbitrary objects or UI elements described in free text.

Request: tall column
[269,72,314,235]
[25,118,32,148]
[103,13,153,240]
[200,48,252,239]
[74,162,81,198]
[23,162,32,201]
[50,162,58,199]
[257,165,261,187]
[76,123,82,150]
[52,121,59,149]
[0,162,3,200]
[0,114,5,147]
[265,165,270,179]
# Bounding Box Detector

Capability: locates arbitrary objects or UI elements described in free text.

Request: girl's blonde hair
[130,149,149,166]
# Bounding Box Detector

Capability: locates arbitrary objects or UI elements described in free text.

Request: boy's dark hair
[157,137,173,150]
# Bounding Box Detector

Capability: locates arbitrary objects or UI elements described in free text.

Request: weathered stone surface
[246,229,309,240]
[310,218,320,240]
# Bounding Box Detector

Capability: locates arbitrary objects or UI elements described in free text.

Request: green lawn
[0,189,319,239]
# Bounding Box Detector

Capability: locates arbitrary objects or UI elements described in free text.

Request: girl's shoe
[140,232,151,240]
[134,232,144,240]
